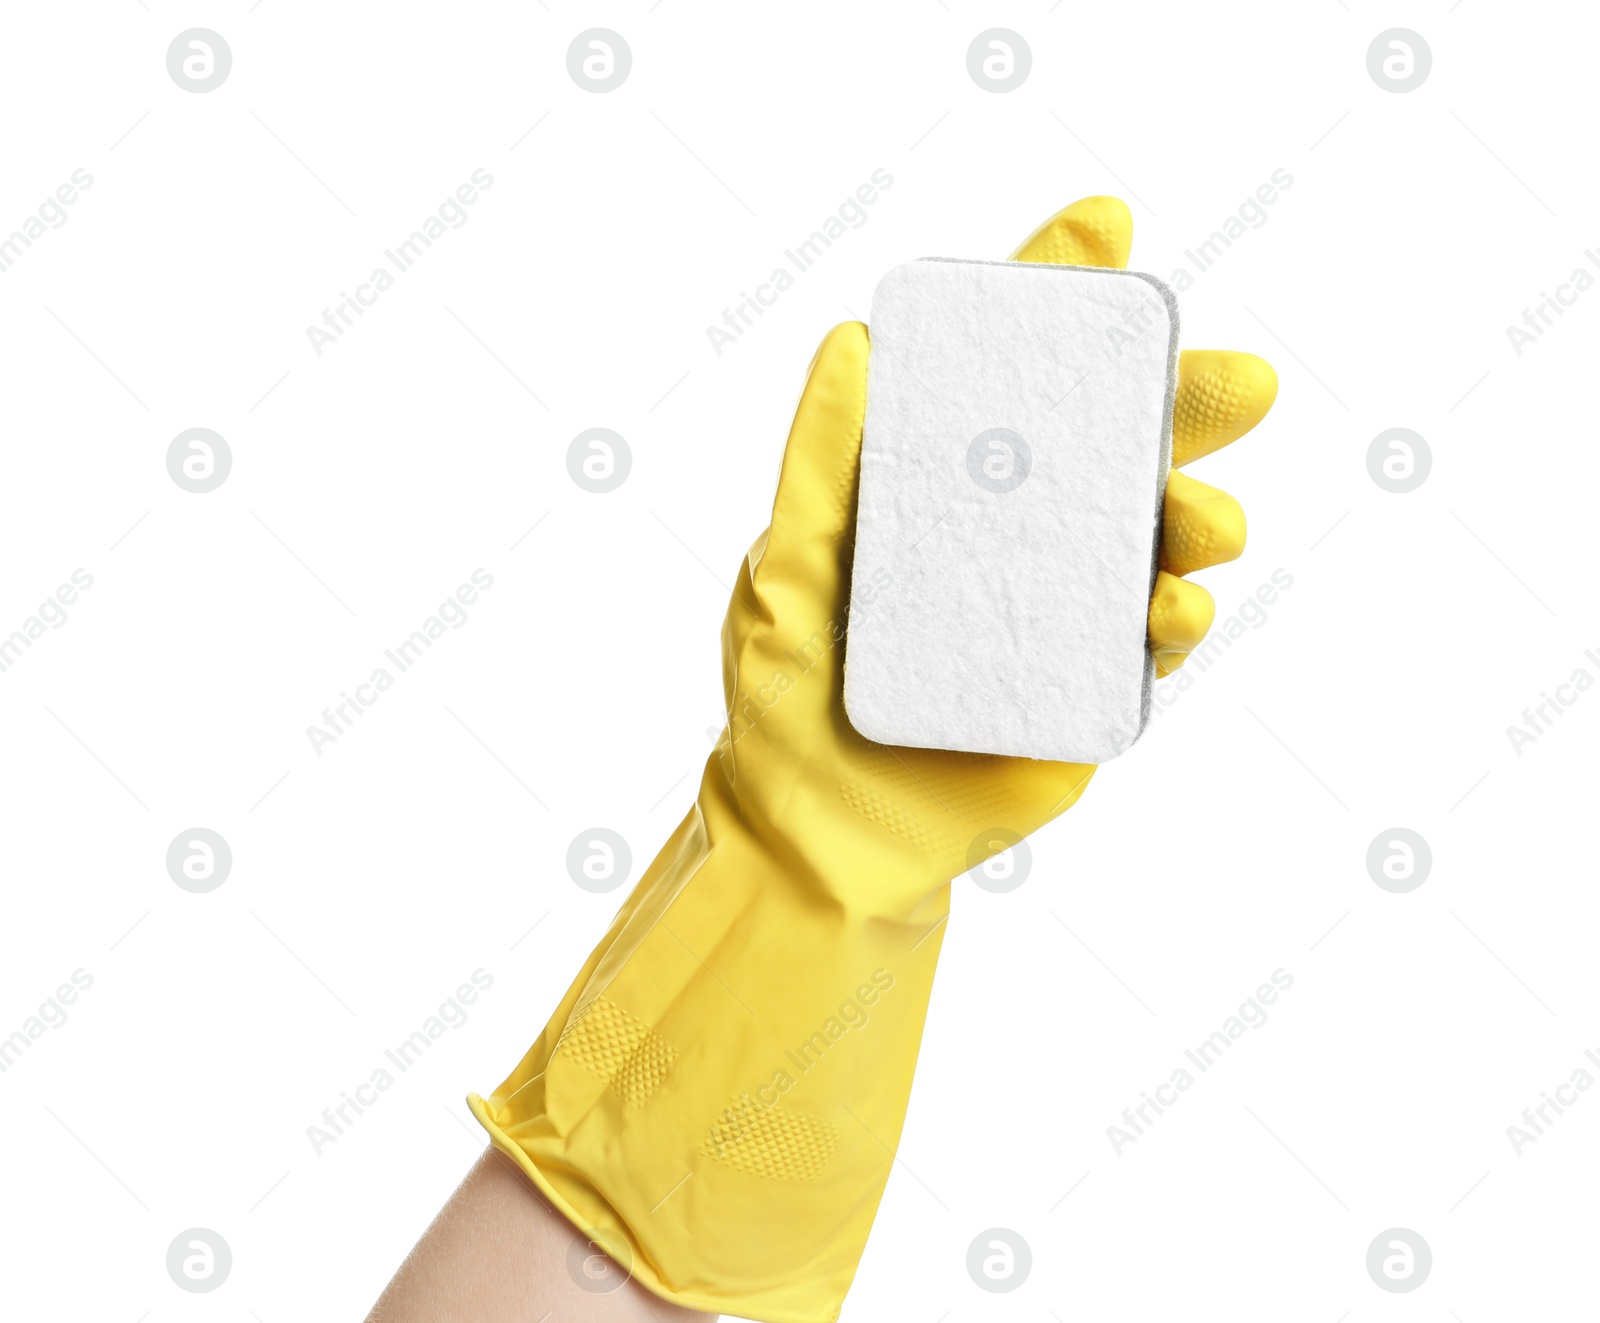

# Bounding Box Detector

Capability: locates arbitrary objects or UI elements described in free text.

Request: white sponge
[844,258,1178,764]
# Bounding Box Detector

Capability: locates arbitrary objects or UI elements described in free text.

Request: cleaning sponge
[844,257,1178,764]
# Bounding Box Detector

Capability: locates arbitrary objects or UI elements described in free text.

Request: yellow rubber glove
[470,196,1277,1322]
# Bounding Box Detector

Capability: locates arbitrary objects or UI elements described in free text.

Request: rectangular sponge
[844,257,1178,765]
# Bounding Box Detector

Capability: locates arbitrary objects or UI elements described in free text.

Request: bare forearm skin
[365,1147,715,1323]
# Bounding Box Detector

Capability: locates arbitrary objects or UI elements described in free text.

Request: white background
[1,3,1594,1319]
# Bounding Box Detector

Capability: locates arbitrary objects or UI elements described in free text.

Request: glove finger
[758,320,870,593]
[1009,196,1132,269]
[1149,570,1215,676]
[1174,350,1278,466]
[1160,470,1246,577]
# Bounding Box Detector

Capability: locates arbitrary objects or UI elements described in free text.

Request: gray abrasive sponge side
[844,257,1178,765]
